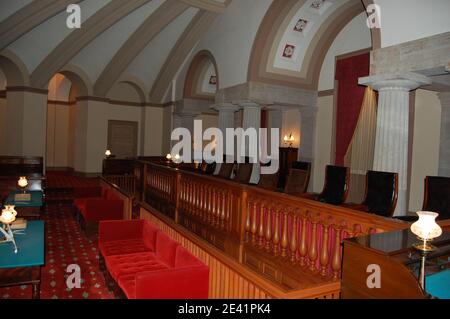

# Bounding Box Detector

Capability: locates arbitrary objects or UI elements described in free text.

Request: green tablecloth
[5,190,43,207]
[0,221,45,268]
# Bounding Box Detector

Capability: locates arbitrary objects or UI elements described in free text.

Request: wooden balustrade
[140,161,410,297]
[103,175,135,195]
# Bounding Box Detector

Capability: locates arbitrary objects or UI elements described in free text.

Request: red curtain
[335,52,370,166]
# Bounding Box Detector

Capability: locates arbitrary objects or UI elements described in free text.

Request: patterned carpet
[0,203,114,299]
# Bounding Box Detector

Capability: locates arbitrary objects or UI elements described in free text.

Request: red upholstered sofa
[74,186,123,235]
[99,220,209,299]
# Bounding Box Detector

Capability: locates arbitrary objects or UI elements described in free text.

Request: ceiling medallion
[282,44,296,58]
[209,75,217,85]
[293,19,308,32]
[310,0,325,10]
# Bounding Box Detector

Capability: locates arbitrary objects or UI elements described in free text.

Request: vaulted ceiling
[0,0,375,103]
[0,0,230,103]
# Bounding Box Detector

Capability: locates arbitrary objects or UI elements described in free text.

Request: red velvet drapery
[334,52,370,166]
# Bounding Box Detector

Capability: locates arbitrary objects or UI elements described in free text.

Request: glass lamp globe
[18,176,28,188]
[410,211,442,251]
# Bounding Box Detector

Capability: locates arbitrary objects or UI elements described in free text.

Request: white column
[359,73,431,216]
[211,103,238,174]
[438,92,450,177]
[212,103,239,150]
[240,101,261,184]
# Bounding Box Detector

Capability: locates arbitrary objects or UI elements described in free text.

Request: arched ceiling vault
[0,0,82,51]
[0,0,227,101]
[93,0,189,97]
[248,0,372,90]
[30,0,152,89]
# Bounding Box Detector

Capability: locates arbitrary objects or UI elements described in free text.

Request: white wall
[375,0,450,48]
[318,12,371,91]
[409,89,441,212]
[46,103,70,167]
[143,106,164,156]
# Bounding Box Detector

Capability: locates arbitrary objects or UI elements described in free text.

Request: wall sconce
[410,211,443,292]
[17,176,28,193]
[105,149,112,159]
[283,133,295,148]
[166,154,172,161]
[173,154,181,164]
[0,206,18,253]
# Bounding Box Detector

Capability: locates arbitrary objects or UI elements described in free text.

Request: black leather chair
[344,170,398,217]
[284,161,311,196]
[257,161,279,191]
[423,176,450,220]
[302,165,349,205]
[203,162,216,175]
[217,162,236,179]
[233,159,254,184]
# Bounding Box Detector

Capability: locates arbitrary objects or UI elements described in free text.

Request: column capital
[359,72,431,91]
[298,106,318,118]
[211,102,239,112]
[174,111,200,119]
[234,100,261,109]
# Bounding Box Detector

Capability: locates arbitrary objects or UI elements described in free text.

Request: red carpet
[0,204,114,299]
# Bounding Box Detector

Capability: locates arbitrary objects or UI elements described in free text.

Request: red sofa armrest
[134,266,209,299]
[83,198,123,221]
[73,186,102,199]
[99,219,144,244]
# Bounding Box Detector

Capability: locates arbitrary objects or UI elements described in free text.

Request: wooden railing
[102,174,135,196]
[139,161,409,295]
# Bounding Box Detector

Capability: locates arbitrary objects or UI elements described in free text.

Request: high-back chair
[423,176,450,220]
[204,162,217,175]
[284,161,311,196]
[317,165,350,205]
[257,161,279,190]
[233,159,254,184]
[217,162,236,179]
[344,170,398,217]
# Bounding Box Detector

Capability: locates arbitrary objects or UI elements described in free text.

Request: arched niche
[0,49,30,87]
[184,50,219,101]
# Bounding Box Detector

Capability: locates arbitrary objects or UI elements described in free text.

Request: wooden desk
[5,191,44,219]
[0,221,45,299]
[341,229,450,299]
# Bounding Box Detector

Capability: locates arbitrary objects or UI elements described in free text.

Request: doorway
[107,120,138,159]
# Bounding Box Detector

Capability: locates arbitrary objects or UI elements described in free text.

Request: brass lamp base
[413,242,437,252]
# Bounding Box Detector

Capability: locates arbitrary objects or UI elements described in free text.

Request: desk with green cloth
[4,190,44,219]
[426,269,450,299]
[0,220,45,298]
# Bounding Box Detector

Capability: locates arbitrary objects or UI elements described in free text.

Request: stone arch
[0,49,30,86]
[183,50,219,101]
[111,75,148,104]
[58,64,93,97]
[248,0,375,90]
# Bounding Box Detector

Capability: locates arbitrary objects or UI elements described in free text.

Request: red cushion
[99,239,150,257]
[175,246,204,268]
[117,274,137,299]
[105,252,166,281]
[142,222,159,251]
[155,232,179,267]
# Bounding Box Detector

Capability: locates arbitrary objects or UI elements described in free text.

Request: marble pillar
[438,92,450,177]
[211,103,239,173]
[359,73,431,216]
[240,101,261,184]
